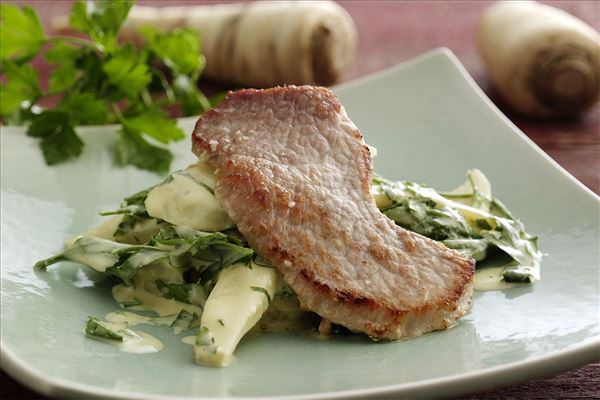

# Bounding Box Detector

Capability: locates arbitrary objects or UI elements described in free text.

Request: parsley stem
[141,89,154,108]
[40,89,67,98]
[49,35,96,49]
[154,97,172,109]
[111,103,125,123]
[197,91,212,113]
[151,67,176,103]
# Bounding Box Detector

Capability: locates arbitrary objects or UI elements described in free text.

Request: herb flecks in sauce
[372,169,542,285]
[85,316,163,354]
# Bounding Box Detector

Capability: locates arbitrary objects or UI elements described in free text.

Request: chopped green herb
[35,226,253,287]
[253,254,275,268]
[375,177,473,241]
[476,219,493,231]
[99,184,156,237]
[442,238,488,261]
[278,284,296,298]
[373,171,542,283]
[251,286,272,304]
[85,316,123,341]
[196,326,215,347]
[217,319,225,326]
[170,310,197,332]
[120,298,142,308]
[156,280,190,303]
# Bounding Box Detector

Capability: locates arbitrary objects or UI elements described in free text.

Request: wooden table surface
[2,1,599,399]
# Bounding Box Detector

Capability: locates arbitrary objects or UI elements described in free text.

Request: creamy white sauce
[71,269,95,288]
[105,310,195,334]
[90,320,163,354]
[117,331,163,354]
[474,266,518,291]
[112,284,203,319]
[105,311,176,327]
[181,335,196,345]
[69,251,116,272]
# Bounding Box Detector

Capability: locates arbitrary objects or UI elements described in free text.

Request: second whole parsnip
[478,1,600,118]
[122,1,357,88]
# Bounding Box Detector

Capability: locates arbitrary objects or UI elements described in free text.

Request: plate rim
[2,337,598,400]
[1,47,599,400]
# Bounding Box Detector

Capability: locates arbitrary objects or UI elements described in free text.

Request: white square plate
[1,48,598,399]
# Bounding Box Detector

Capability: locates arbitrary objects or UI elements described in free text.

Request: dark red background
[1,1,599,399]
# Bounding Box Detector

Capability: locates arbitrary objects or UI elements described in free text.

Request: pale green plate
[1,49,598,400]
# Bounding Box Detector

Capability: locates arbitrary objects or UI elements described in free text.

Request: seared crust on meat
[192,86,475,340]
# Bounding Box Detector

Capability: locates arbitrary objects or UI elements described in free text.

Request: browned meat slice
[192,86,475,340]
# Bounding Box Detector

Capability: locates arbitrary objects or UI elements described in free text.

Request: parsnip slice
[194,262,279,367]
[145,163,234,232]
[447,169,492,212]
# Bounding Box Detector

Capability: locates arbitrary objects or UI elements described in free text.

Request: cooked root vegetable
[478,1,600,117]
[65,162,232,248]
[54,1,357,87]
[446,169,492,212]
[144,162,234,232]
[195,262,279,367]
[65,216,163,248]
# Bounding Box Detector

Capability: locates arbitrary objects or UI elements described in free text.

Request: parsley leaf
[26,110,68,138]
[0,4,46,62]
[209,91,227,108]
[45,40,81,63]
[114,128,172,174]
[73,50,105,94]
[59,91,109,125]
[102,50,152,99]
[2,2,213,173]
[45,41,82,92]
[123,110,185,144]
[173,74,211,116]
[0,62,41,115]
[70,0,133,53]
[27,111,84,165]
[48,63,78,93]
[41,125,83,166]
[145,28,204,76]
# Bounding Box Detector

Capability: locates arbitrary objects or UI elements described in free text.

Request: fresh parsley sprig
[0,1,212,173]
